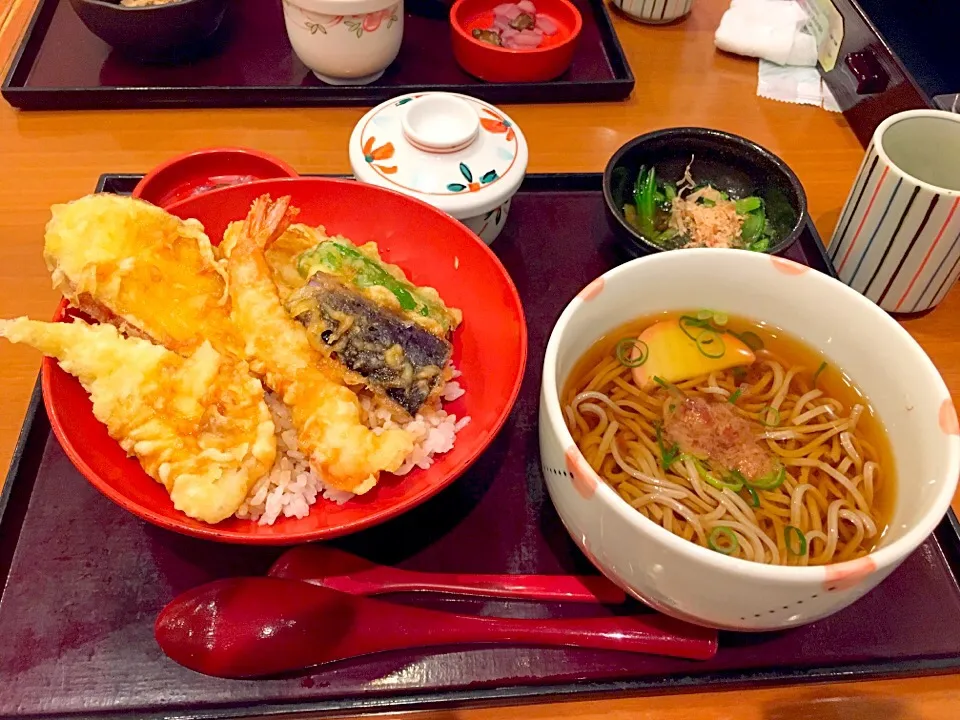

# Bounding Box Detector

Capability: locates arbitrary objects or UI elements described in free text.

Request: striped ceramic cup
[828,109,960,314]
[612,0,693,24]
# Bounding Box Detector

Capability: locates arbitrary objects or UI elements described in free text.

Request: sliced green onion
[701,198,716,208]
[784,525,808,556]
[728,387,743,404]
[712,311,728,326]
[678,315,708,342]
[708,526,739,555]
[690,457,742,491]
[735,330,764,351]
[655,423,680,469]
[696,309,714,320]
[812,360,828,387]
[696,330,726,359]
[735,196,762,214]
[653,376,683,397]
[759,405,781,426]
[742,484,760,508]
[746,464,787,491]
[615,338,648,368]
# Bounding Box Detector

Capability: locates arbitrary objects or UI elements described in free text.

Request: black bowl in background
[69,0,229,63]
[602,128,808,258]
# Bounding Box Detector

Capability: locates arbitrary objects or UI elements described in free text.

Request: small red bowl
[41,177,527,545]
[450,0,582,83]
[132,147,298,208]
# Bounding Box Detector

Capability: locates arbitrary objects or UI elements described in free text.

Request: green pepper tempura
[295,240,460,335]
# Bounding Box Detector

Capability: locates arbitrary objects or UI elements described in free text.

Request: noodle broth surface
[562,311,896,566]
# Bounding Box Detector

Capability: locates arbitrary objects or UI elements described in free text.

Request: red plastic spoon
[156,577,718,678]
[268,545,627,603]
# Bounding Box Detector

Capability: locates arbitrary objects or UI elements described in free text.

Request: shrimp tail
[238,195,298,253]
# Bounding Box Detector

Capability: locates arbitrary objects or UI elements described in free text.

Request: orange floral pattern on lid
[362,137,397,174]
[770,255,809,275]
[356,94,521,197]
[576,277,604,301]
[564,446,598,499]
[823,556,877,592]
[939,398,959,435]
[480,108,516,141]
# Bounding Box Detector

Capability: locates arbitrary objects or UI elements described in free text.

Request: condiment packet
[757,59,841,112]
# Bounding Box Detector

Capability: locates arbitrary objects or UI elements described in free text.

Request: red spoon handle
[269,547,626,603]
[417,610,718,661]
[319,572,626,602]
[156,578,718,678]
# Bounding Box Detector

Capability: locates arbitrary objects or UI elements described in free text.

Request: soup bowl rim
[541,248,960,581]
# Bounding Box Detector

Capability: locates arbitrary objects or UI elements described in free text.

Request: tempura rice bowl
[539,249,959,631]
[43,177,527,545]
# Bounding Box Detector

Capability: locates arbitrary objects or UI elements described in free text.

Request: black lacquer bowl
[69,0,229,63]
[602,127,808,258]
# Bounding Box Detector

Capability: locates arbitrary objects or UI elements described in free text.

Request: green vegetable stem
[634,166,658,239]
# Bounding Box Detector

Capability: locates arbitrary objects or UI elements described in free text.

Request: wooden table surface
[2,0,960,718]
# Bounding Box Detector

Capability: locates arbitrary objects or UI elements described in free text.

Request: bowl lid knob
[401,94,480,154]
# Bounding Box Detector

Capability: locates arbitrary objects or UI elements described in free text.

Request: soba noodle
[563,311,894,566]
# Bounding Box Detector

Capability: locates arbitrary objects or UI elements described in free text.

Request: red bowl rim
[131,146,299,205]
[450,0,583,55]
[42,176,528,545]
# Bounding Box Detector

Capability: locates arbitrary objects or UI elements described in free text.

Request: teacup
[281,0,404,85]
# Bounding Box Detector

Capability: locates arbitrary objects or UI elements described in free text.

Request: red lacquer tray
[2,173,960,719]
[0,0,634,110]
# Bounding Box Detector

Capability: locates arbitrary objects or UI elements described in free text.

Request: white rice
[235,367,470,526]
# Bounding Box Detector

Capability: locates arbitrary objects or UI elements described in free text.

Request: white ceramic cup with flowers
[281,0,404,85]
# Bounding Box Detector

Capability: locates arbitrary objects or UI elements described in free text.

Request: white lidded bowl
[281,0,403,86]
[349,92,529,245]
[539,249,960,631]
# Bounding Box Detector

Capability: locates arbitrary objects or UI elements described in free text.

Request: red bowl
[41,177,527,545]
[450,0,582,82]
[131,147,298,208]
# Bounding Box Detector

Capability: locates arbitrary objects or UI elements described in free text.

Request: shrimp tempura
[225,195,413,495]
[0,318,276,523]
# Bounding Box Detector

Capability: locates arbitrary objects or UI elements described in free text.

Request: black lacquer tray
[1,0,635,110]
[1,172,959,720]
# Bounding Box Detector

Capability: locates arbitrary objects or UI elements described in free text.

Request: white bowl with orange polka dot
[539,248,960,631]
